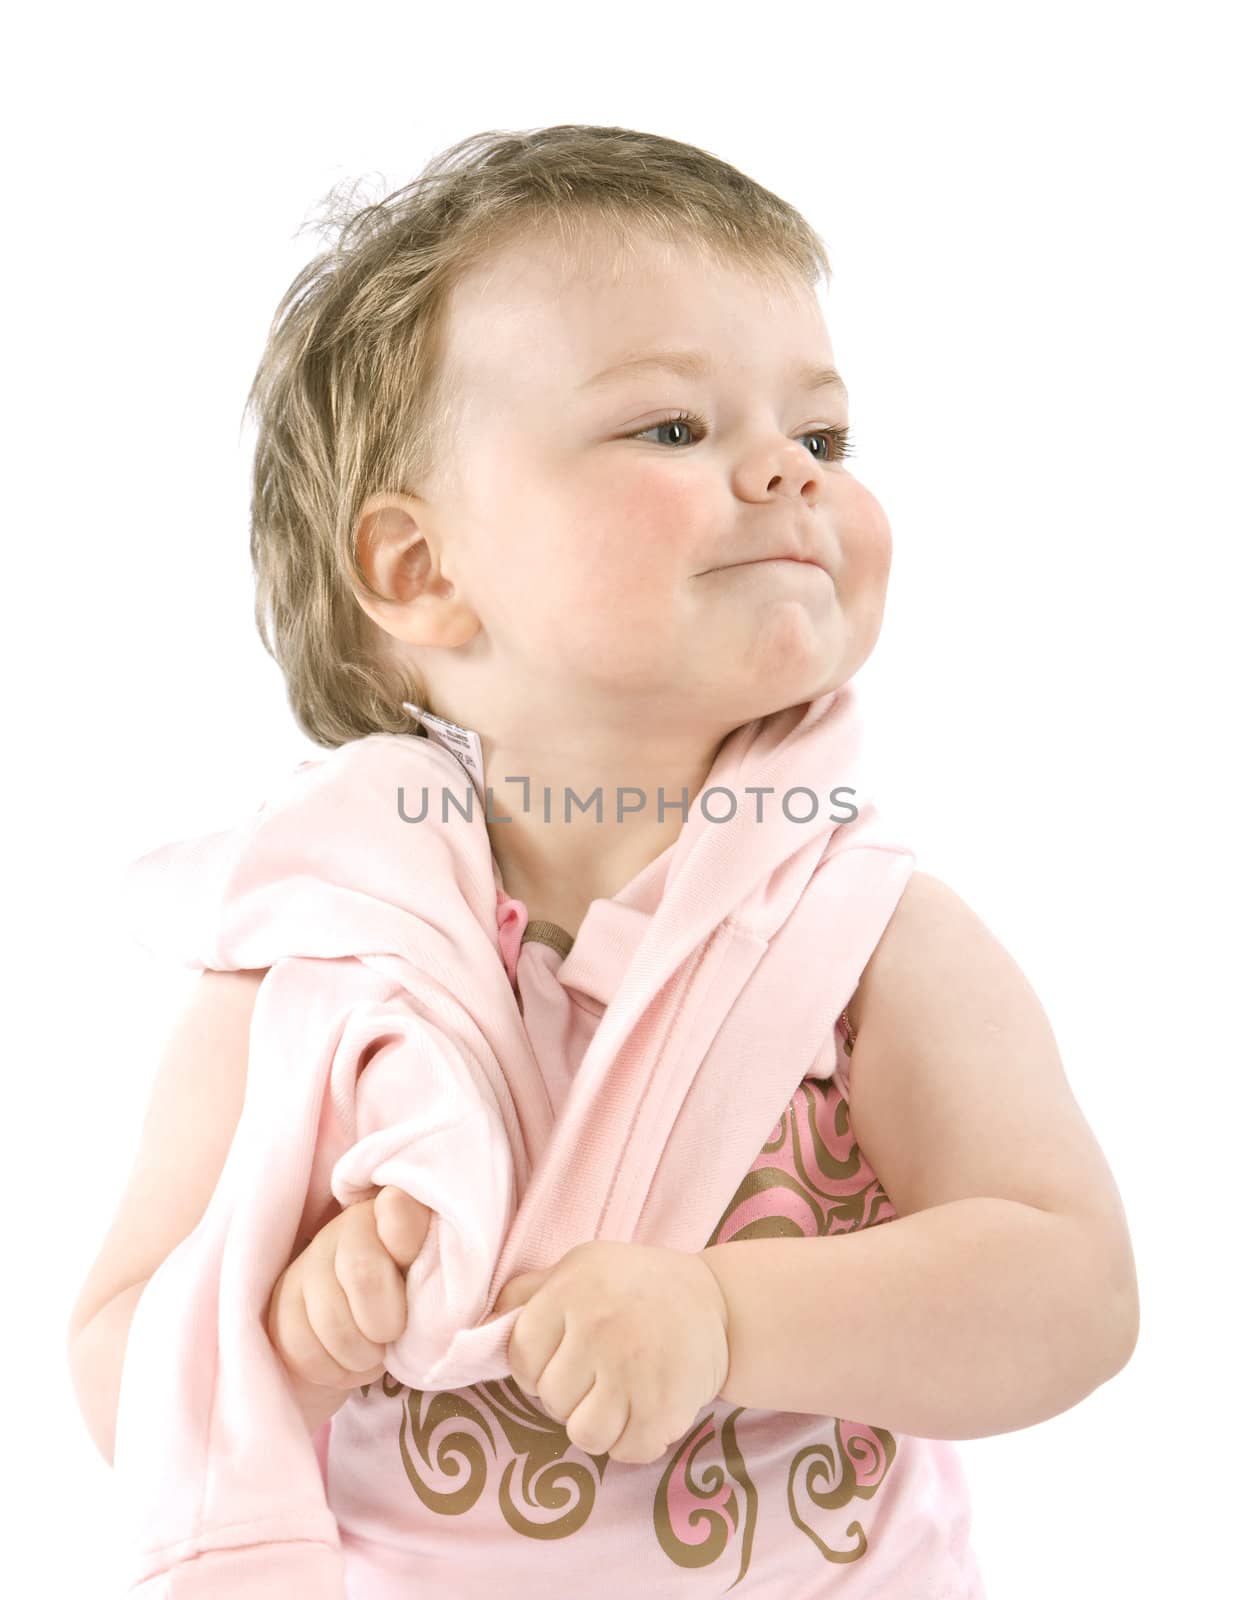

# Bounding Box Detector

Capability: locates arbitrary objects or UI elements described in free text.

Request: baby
[68,124,1139,1598]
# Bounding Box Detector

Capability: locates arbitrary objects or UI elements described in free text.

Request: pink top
[323,866,985,1598]
[110,680,984,1598]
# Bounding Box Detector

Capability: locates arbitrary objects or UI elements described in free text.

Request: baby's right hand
[266,1185,432,1393]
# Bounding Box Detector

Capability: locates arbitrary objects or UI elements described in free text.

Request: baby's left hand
[493,1240,730,1465]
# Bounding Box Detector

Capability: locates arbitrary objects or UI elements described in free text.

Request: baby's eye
[628,409,855,463]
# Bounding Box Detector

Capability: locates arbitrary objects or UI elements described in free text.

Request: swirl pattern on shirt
[353,1017,904,1585]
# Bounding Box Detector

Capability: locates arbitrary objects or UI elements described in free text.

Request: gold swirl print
[352,1067,899,1581]
[704,1076,898,1248]
[359,1370,609,1538]
[686,1071,900,1574]
[787,1421,898,1563]
[653,1407,758,1579]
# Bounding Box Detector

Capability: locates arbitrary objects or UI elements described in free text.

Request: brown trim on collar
[520,918,574,960]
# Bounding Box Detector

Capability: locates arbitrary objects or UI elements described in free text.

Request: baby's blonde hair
[243,124,832,747]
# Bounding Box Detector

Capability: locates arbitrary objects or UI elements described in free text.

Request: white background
[6,1,1245,1594]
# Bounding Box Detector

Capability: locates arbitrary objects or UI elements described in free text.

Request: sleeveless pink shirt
[322,859,987,1599]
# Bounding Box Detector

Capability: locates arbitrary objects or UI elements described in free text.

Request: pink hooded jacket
[111,681,985,1597]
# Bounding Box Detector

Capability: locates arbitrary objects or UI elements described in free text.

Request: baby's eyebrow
[578,348,849,401]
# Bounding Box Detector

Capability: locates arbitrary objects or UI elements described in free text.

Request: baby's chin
[696,660,850,732]
[738,624,852,699]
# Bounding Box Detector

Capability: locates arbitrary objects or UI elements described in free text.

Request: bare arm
[700,1198,1132,1437]
[67,970,279,1462]
[701,870,1139,1438]
[68,1280,342,1468]
[67,1281,149,1466]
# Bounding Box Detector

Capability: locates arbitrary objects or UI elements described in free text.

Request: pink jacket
[112,682,970,1596]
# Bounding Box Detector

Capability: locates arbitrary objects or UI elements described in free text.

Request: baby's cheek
[575,466,706,573]
[838,479,893,585]
[557,563,686,686]
[831,486,893,673]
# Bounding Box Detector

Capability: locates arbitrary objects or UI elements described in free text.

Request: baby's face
[414,224,892,736]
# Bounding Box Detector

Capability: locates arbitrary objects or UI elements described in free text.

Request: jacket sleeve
[112,956,519,1597]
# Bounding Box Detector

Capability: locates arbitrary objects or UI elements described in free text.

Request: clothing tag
[401,702,487,804]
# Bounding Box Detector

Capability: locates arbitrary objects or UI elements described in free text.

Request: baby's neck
[491,822,678,944]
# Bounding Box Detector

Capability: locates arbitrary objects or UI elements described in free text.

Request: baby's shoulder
[850,868,983,1030]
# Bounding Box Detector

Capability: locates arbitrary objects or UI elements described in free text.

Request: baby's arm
[66,968,266,1464]
[701,870,1139,1434]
